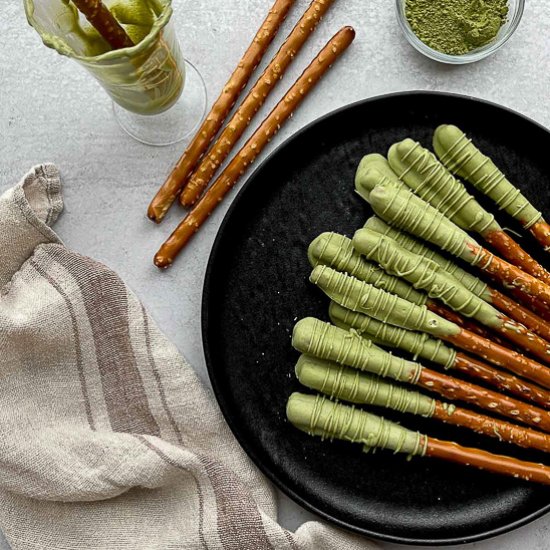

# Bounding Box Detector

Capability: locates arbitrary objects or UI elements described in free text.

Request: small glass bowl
[395,0,525,64]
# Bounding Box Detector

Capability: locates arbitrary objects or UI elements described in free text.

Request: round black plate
[202,92,550,545]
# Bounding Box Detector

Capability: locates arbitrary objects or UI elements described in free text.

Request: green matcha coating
[355,153,404,200]
[292,317,422,383]
[388,139,500,235]
[25,0,184,115]
[368,180,482,265]
[310,265,460,338]
[308,232,427,306]
[353,229,503,329]
[34,0,163,58]
[405,0,508,56]
[328,302,457,369]
[433,125,543,229]
[364,217,491,300]
[295,355,436,416]
[286,392,427,455]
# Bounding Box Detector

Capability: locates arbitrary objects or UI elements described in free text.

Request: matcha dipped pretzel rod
[147,0,296,222]
[360,173,550,308]
[365,216,550,338]
[356,158,550,317]
[287,393,550,486]
[296,355,550,453]
[328,302,550,409]
[71,0,134,49]
[292,318,550,431]
[353,228,550,366]
[311,266,550,391]
[308,231,503,342]
[385,138,550,284]
[434,124,550,252]
[154,26,356,268]
[179,0,335,207]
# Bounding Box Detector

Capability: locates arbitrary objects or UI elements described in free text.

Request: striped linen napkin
[0,164,377,550]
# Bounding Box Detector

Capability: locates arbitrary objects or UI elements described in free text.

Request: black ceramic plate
[202,92,550,545]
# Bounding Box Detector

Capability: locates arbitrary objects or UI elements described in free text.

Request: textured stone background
[1,0,550,548]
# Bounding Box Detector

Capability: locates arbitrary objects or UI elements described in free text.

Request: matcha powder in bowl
[396,0,525,63]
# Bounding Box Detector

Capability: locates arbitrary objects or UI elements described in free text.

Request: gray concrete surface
[2,0,550,547]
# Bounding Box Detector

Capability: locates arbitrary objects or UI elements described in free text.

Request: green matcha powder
[405,0,509,55]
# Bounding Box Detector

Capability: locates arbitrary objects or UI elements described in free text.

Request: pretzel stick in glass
[154,26,356,268]
[147,0,296,222]
[180,0,335,207]
[72,0,134,49]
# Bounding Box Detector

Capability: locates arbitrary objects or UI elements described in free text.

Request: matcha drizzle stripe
[436,133,534,220]
[309,394,425,454]
[398,141,489,230]
[309,232,426,305]
[292,318,422,383]
[329,303,456,368]
[369,183,485,265]
[298,357,434,415]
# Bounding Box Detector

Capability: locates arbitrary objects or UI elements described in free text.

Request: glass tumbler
[24,0,206,145]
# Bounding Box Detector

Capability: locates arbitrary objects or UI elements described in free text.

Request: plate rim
[201,90,550,545]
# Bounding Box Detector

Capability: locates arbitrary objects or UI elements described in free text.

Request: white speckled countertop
[2,0,550,547]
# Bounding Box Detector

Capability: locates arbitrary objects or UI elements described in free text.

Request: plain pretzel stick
[147,0,296,223]
[72,0,134,49]
[180,0,335,207]
[154,26,356,268]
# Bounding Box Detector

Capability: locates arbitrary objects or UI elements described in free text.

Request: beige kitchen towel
[0,164,378,550]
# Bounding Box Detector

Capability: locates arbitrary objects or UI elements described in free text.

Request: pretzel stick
[433,124,550,253]
[181,0,335,207]
[296,355,550,452]
[312,266,550,390]
[365,216,550,340]
[329,302,550,409]
[293,318,550,431]
[425,438,550,485]
[426,302,510,346]
[287,393,550,485]
[364,177,550,307]
[154,26,356,268]
[387,139,550,284]
[309,231,502,342]
[531,222,550,252]
[147,0,295,223]
[353,228,550,365]
[71,0,134,49]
